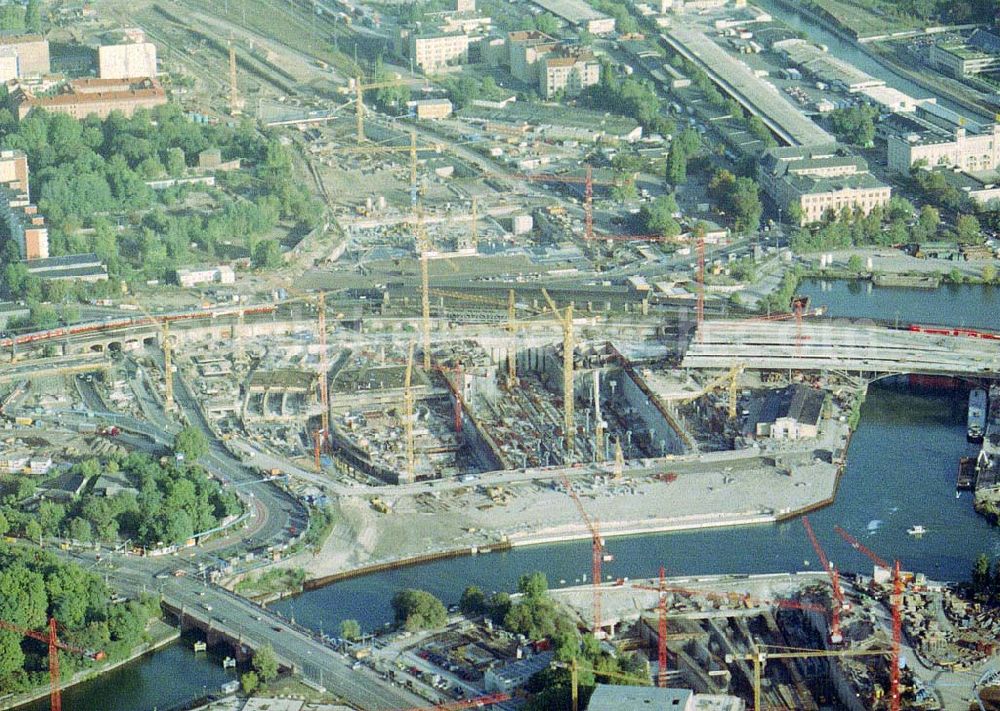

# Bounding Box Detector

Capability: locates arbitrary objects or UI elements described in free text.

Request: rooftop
[24,253,102,270]
[587,684,693,711]
[529,0,608,24]
[459,102,640,136]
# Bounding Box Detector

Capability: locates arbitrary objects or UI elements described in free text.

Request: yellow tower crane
[335,132,441,207]
[416,209,432,371]
[613,439,624,480]
[541,289,575,459]
[403,342,416,481]
[553,659,653,711]
[470,196,478,250]
[352,74,423,143]
[678,363,744,420]
[726,643,893,711]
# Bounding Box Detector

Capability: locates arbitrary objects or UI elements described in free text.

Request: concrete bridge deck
[682,319,1000,376]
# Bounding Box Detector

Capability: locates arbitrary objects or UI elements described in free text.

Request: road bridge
[682,319,1000,377]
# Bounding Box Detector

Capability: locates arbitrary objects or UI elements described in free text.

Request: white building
[540,51,600,98]
[759,144,891,225]
[484,651,553,694]
[177,265,236,288]
[98,42,158,79]
[409,31,470,72]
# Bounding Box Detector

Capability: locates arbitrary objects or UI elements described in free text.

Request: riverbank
[1,620,179,711]
[280,433,846,590]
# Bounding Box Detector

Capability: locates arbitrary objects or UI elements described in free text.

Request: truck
[14,416,32,427]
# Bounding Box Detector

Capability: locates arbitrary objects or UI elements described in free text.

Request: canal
[70,280,998,709]
[754,0,983,119]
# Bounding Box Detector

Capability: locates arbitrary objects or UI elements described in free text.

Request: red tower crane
[0,617,106,711]
[632,566,670,688]
[834,526,903,711]
[558,470,604,636]
[802,516,845,643]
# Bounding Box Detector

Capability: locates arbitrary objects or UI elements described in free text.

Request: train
[0,305,277,350]
[907,324,1000,341]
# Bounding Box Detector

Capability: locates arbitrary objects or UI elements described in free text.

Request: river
[65,278,998,711]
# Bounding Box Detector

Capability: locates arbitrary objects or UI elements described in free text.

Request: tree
[391,589,447,631]
[973,553,991,595]
[25,518,42,543]
[173,426,208,461]
[534,12,559,34]
[252,239,282,269]
[519,572,549,599]
[486,592,511,625]
[847,254,864,273]
[665,143,687,186]
[0,510,7,537]
[829,105,877,146]
[252,643,279,683]
[24,0,40,33]
[918,205,940,237]
[639,195,681,238]
[339,619,362,641]
[954,214,982,244]
[459,586,487,616]
[241,670,260,694]
[982,264,996,284]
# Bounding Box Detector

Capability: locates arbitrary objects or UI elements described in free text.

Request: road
[66,547,426,710]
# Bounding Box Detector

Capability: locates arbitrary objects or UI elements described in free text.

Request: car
[273,626,283,632]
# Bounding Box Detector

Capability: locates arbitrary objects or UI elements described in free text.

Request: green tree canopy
[392,589,447,631]
[173,426,208,461]
[252,643,279,683]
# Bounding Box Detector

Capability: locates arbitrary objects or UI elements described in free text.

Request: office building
[759,144,891,225]
[540,50,600,98]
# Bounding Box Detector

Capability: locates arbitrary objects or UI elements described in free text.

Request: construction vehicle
[0,617,106,711]
[370,497,390,514]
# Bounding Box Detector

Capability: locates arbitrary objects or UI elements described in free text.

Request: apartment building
[11,77,167,121]
[539,50,600,98]
[409,31,470,72]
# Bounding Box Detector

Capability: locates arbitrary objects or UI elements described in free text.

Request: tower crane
[403,342,416,482]
[677,363,744,420]
[162,321,173,411]
[694,222,705,340]
[228,38,242,116]
[725,643,893,711]
[802,516,846,644]
[0,617,106,711]
[541,288,575,458]
[350,74,424,143]
[557,468,604,637]
[416,208,432,371]
[834,525,906,711]
[483,167,630,242]
[552,657,662,711]
[335,131,441,206]
[632,565,671,688]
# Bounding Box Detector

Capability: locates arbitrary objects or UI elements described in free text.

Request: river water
[63,281,1000,710]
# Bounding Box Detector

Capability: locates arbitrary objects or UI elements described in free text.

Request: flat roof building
[886,105,1000,174]
[759,144,891,225]
[528,0,615,34]
[413,98,454,119]
[177,265,235,288]
[507,30,559,82]
[409,31,470,72]
[484,651,553,694]
[0,36,49,78]
[753,383,825,440]
[24,253,108,282]
[98,42,158,79]
[929,30,1000,78]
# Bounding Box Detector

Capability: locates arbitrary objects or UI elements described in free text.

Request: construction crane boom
[632,566,671,688]
[541,289,574,458]
[726,643,893,711]
[162,322,173,411]
[352,74,423,143]
[0,617,105,711]
[557,468,603,635]
[802,516,845,643]
[678,364,743,420]
[834,525,904,711]
[318,291,330,450]
[403,342,416,482]
[417,211,432,371]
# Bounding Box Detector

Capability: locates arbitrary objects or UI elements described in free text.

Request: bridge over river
[682,319,1000,377]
